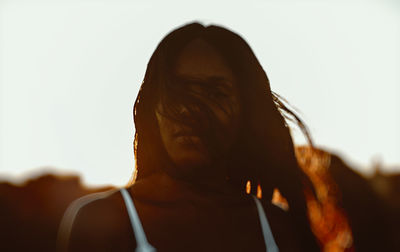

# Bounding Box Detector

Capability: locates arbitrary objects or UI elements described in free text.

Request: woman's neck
[165,158,239,194]
[132,163,246,204]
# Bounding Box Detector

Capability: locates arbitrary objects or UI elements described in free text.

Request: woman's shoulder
[62,188,121,219]
[57,188,135,251]
[66,188,124,226]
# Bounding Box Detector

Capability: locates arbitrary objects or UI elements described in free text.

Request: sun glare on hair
[256,184,262,199]
[271,188,289,211]
[246,180,251,194]
[296,146,354,251]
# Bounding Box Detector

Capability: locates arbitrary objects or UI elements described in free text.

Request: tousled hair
[132,22,319,250]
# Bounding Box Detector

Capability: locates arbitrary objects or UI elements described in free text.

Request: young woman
[57,22,320,252]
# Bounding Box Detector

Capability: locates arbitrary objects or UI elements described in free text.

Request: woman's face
[155,38,241,172]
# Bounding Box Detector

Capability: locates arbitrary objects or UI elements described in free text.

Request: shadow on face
[155,38,241,174]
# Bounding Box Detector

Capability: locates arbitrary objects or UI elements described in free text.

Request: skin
[66,38,303,252]
[155,38,241,185]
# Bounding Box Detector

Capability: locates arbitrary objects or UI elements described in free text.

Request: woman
[57,22,320,251]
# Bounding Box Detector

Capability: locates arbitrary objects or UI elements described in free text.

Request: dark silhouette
[0,173,112,251]
[370,170,400,250]
[0,152,398,251]
[328,156,396,251]
[57,22,320,251]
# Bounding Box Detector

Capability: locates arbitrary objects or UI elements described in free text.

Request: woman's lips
[173,130,196,138]
[173,130,202,145]
[176,135,202,147]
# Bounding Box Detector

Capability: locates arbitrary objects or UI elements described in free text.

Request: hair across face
[133,22,282,185]
[134,22,307,196]
[155,38,242,178]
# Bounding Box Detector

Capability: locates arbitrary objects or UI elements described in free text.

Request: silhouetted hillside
[369,170,400,250]
[328,154,394,251]
[0,173,113,251]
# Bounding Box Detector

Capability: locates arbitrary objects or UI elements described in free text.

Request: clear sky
[1,0,399,186]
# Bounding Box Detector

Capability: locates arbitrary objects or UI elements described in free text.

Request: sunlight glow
[296,146,354,251]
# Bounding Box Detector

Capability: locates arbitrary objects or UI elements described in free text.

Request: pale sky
[1,0,399,186]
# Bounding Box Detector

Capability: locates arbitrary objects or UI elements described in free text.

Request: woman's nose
[178,104,200,124]
[178,104,190,116]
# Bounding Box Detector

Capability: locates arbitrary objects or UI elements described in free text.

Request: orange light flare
[257,184,262,199]
[271,188,289,211]
[295,146,354,252]
[245,180,263,199]
[246,180,251,194]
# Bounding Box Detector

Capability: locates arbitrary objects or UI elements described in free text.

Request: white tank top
[120,188,279,252]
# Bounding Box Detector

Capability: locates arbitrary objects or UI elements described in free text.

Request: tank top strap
[251,195,279,252]
[120,188,156,252]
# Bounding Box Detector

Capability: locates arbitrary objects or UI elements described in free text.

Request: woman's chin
[172,136,209,162]
[174,152,210,168]
[167,151,210,176]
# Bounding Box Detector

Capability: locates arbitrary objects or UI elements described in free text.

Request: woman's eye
[209,90,228,98]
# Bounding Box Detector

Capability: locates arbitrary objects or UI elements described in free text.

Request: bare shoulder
[57,189,135,251]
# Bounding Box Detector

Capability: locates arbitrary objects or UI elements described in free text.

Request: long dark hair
[132,22,319,250]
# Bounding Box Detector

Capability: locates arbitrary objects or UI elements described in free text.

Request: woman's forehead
[173,74,234,90]
[174,38,236,87]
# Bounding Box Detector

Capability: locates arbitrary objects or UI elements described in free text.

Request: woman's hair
[132,22,319,250]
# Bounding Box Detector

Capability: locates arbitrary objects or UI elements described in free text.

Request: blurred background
[1,0,399,251]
